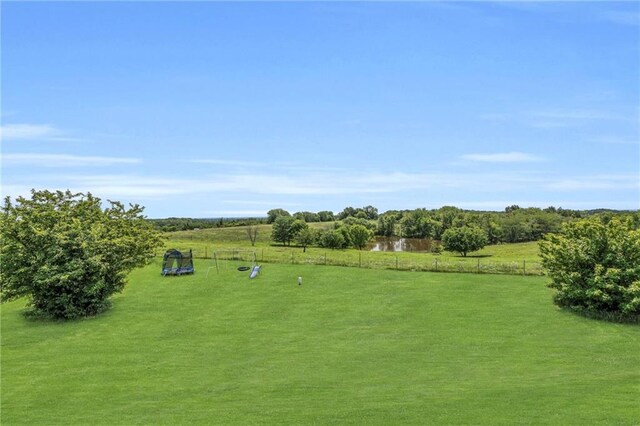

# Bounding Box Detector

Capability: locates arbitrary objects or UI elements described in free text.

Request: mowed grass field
[2,261,639,425]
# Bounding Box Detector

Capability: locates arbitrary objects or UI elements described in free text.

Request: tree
[441,226,488,257]
[480,214,502,245]
[362,205,379,220]
[318,230,346,249]
[337,206,357,220]
[271,216,306,246]
[295,228,317,252]
[348,224,373,250]
[246,225,259,246]
[377,211,401,237]
[500,215,531,243]
[539,218,640,322]
[266,208,290,224]
[293,211,320,222]
[317,211,335,222]
[0,190,163,320]
[401,209,441,239]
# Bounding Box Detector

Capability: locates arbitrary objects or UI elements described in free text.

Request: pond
[367,237,437,252]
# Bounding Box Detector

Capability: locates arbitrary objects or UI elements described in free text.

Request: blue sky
[2,1,638,218]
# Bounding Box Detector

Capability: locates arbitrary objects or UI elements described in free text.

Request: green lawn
[2,261,638,424]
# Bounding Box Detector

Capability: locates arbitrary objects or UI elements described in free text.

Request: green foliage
[481,214,502,244]
[293,211,320,222]
[316,210,335,222]
[441,226,488,257]
[271,216,307,246]
[151,217,265,232]
[337,205,379,220]
[400,209,442,239]
[539,218,640,322]
[347,224,373,250]
[267,208,291,224]
[295,227,318,251]
[377,211,401,237]
[0,190,162,319]
[318,229,346,249]
[152,205,630,245]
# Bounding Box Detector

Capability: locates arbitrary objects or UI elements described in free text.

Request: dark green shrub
[539,218,640,322]
[1,190,163,320]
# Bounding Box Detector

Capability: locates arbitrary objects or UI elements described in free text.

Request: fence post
[359,252,362,268]
[477,258,480,274]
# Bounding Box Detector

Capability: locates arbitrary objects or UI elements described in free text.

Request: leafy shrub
[318,230,346,249]
[1,190,163,320]
[539,218,640,322]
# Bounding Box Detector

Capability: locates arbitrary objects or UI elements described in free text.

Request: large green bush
[539,218,640,322]
[0,190,163,320]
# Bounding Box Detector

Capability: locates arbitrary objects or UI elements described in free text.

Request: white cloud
[0,123,82,142]
[1,124,58,140]
[3,168,637,209]
[2,153,141,167]
[461,152,544,163]
[2,170,528,202]
[221,199,302,207]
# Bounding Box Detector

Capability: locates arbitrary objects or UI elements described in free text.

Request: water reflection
[368,237,435,252]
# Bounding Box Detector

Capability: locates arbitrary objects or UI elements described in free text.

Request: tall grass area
[164,225,544,275]
[2,261,638,424]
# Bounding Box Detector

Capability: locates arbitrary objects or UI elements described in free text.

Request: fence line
[157,247,545,276]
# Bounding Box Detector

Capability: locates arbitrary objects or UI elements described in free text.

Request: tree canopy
[271,216,307,246]
[441,226,488,257]
[0,190,163,319]
[348,224,374,250]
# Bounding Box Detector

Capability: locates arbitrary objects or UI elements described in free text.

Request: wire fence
[157,247,545,276]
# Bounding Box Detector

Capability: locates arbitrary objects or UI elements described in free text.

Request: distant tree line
[150,217,267,232]
[152,205,639,250]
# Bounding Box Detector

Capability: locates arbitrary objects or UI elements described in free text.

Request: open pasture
[164,225,544,275]
[2,261,638,424]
